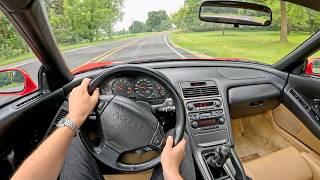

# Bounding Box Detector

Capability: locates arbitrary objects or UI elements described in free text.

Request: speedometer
[111,78,133,97]
[134,78,154,98]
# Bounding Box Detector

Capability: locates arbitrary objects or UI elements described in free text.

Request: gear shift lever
[207,146,231,168]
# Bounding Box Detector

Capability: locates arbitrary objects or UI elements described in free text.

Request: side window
[0,12,38,106]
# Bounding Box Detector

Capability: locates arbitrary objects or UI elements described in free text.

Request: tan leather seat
[243,147,320,180]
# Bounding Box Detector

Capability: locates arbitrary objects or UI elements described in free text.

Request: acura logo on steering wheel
[110,111,144,133]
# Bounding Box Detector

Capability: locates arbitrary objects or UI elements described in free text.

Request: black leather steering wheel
[80,65,186,172]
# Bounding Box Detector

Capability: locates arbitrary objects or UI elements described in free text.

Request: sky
[114,0,185,31]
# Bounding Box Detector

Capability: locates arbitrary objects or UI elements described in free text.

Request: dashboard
[99,76,169,104]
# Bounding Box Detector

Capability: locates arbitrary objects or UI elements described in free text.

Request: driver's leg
[59,136,104,180]
[151,130,196,180]
[59,131,196,180]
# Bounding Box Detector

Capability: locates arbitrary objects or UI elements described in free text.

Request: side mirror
[199,0,272,26]
[0,68,37,96]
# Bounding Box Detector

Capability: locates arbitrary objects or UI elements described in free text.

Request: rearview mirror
[0,69,37,95]
[199,1,272,26]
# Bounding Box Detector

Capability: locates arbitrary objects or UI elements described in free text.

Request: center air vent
[181,81,219,98]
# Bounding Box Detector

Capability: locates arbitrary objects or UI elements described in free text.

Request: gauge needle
[137,84,146,89]
[116,86,124,90]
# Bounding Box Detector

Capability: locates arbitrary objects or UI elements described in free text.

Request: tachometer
[111,78,133,97]
[134,78,154,98]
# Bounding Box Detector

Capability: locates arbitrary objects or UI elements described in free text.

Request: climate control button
[191,121,199,128]
[187,103,194,111]
[218,117,226,124]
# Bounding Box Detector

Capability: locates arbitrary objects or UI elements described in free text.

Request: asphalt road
[0,32,196,104]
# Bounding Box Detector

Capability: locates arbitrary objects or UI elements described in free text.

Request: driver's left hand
[67,78,99,127]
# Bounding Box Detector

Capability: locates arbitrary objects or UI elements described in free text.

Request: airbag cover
[99,96,158,152]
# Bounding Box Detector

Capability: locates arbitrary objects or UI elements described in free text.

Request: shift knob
[217,146,231,167]
[206,146,231,169]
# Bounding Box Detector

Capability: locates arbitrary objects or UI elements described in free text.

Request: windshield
[1,0,320,72]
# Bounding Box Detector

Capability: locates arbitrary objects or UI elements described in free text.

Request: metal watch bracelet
[56,117,80,137]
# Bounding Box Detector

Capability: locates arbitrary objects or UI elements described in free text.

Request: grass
[0,32,150,67]
[171,30,312,64]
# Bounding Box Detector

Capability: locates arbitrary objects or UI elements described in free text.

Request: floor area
[231,112,294,162]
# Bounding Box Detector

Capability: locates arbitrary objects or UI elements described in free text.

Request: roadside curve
[164,34,186,59]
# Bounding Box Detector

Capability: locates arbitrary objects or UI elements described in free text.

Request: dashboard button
[214,100,222,108]
[191,121,199,128]
[187,104,194,111]
[218,117,226,124]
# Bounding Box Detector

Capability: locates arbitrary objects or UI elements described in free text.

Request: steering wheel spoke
[148,123,165,152]
[96,144,122,165]
[96,95,115,114]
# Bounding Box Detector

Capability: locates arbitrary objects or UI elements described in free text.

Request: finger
[91,88,100,100]
[81,78,91,90]
[174,138,187,151]
[164,136,173,151]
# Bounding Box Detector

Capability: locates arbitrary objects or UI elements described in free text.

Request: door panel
[282,74,320,139]
[273,104,320,154]
[0,89,65,158]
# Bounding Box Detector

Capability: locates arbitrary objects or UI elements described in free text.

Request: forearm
[163,170,183,180]
[12,127,74,180]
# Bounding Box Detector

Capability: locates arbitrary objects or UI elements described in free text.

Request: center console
[180,80,247,180]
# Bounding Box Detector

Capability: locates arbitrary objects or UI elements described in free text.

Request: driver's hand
[161,136,186,180]
[67,78,99,127]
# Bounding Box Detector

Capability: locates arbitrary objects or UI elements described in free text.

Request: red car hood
[71,58,243,74]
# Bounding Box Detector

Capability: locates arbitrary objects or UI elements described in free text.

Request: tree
[145,10,172,32]
[129,21,145,34]
[172,0,213,31]
[280,1,288,43]
[47,0,123,43]
[0,13,29,59]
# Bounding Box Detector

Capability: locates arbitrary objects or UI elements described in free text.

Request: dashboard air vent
[55,109,69,124]
[181,81,219,98]
[46,109,68,136]
[12,92,45,109]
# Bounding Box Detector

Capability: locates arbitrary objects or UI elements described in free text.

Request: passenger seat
[243,147,320,180]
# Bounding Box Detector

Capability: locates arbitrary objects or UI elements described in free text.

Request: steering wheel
[80,65,186,172]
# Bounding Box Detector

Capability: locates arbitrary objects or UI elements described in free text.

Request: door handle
[313,99,320,110]
[312,99,320,118]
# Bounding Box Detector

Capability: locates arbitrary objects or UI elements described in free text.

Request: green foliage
[129,21,146,34]
[0,14,30,60]
[145,10,172,32]
[172,0,200,30]
[0,70,24,89]
[47,0,124,43]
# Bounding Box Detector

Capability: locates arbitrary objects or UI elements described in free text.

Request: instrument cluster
[99,77,169,104]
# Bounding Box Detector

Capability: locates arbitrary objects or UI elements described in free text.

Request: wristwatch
[56,117,80,137]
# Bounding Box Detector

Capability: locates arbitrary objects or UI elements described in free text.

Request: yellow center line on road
[71,38,145,72]
[95,39,142,62]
